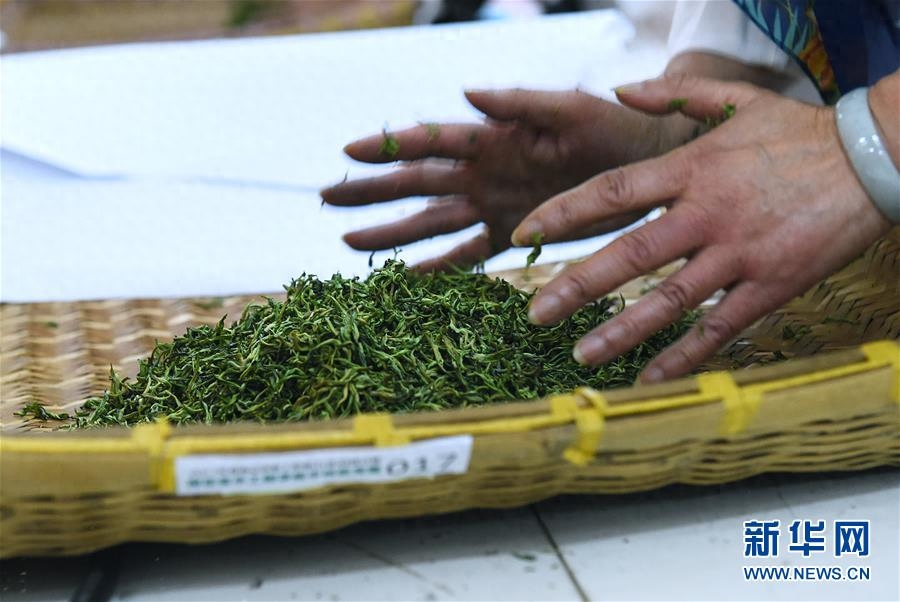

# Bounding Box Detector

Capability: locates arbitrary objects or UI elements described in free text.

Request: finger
[639,281,790,382]
[572,248,739,366]
[464,88,590,130]
[511,151,691,246]
[344,123,486,163]
[614,73,762,121]
[528,209,702,326]
[321,163,464,206]
[343,196,479,251]
[412,230,498,273]
[562,210,649,242]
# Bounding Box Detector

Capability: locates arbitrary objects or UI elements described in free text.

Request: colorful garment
[732,0,900,104]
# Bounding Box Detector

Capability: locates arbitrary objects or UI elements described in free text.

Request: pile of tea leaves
[54,261,694,427]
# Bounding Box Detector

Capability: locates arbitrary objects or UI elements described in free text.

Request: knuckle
[654,278,694,313]
[619,229,658,271]
[699,314,739,345]
[551,196,580,230]
[600,168,634,211]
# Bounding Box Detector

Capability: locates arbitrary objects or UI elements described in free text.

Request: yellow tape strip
[0,437,146,454]
[862,340,900,403]
[697,372,756,436]
[551,390,607,466]
[0,420,171,458]
[131,420,170,457]
[353,413,410,446]
[130,420,171,491]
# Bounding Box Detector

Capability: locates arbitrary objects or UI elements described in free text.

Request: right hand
[320,89,673,272]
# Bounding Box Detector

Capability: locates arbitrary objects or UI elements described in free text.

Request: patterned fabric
[732,0,900,104]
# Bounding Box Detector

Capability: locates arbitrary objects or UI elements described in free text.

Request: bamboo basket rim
[2,341,896,496]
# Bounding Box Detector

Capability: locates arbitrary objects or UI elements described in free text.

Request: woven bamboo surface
[0,228,898,557]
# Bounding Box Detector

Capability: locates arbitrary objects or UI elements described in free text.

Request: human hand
[321,89,668,272]
[513,74,892,382]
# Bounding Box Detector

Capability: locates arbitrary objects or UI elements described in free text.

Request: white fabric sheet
[1,11,669,302]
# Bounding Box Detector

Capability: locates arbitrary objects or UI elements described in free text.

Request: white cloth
[668,0,791,70]
[666,0,821,103]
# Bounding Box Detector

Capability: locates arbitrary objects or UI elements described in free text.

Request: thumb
[614,74,762,122]
[464,88,588,130]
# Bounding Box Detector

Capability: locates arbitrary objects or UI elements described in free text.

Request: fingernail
[511,222,542,247]
[464,88,491,95]
[640,366,665,384]
[573,336,606,366]
[528,294,561,325]
[614,82,644,96]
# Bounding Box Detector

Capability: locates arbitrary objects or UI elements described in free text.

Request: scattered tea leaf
[15,401,69,421]
[525,233,543,270]
[378,130,400,159]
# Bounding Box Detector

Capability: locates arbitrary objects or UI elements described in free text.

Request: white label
[173,435,473,496]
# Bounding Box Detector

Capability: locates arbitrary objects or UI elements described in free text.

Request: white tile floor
[3,469,897,601]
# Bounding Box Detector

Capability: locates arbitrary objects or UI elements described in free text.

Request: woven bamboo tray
[1,229,898,558]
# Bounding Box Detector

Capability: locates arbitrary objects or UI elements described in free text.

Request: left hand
[321,89,667,272]
[512,74,892,382]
